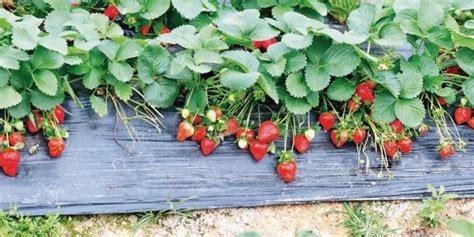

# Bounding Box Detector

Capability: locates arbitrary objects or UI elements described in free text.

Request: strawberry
[206,109,217,123]
[140,23,152,36]
[52,106,65,124]
[468,118,474,129]
[235,128,255,140]
[252,40,262,48]
[389,119,404,135]
[445,66,461,74]
[304,128,316,141]
[48,137,65,158]
[26,111,42,134]
[319,112,336,132]
[397,137,413,154]
[200,138,217,156]
[212,107,223,120]
[437,97,447,106]
[258,121,280,143]
[439,143,455,159]
[355,82,374,103]
[454,107,472,125]
[351,127,366,145]
[365,80,376,89]
[104,5,120,21]
[260,38,277,51]
[249,140,269,161]
[293,134,310,154]
[347,99,360,112]
[224,118,239,136]
[159,27,171,34]
[190,115,201,125]
[238,138,250,150]
[0,148,20,177]
[0,134,6,145]
[176,121,194,142]
[8,132,24,147]
[192,126,207,142]
[384,141,399,159]
[330,129,348,148]
[71,0,80,6]
[180,109,191,119]
[419,124,429,136]
[276,152,297,183]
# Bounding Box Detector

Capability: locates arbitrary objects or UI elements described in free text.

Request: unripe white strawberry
[14,121,24,131]
[238,139,249,150]
[304,128,316,141]
[206,109,217,123]
[181,109,190,119]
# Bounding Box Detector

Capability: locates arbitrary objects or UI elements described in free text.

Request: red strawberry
[437,97,447,106]
[419,124,429,136]
[0,134,6,145]
[190,115,201,125]
[252,40,262,48]
[454,107,472,125]
[445,66,461,74]
[355,83,374,103]
[319,112,336,132]
[468,118,474,129]
[397,137,413,154]
[293,134,310,154]
[176,121,194,142]
[159,27,171,34]
[235,128,255,140]
[224,118,239,136]
[0,148,20,177]
[48,137,65,158]
[52,106,65,124]
[276,158,297,183]
[71,0,80,6]
[352,127,366,145]
[389,119,404,135]
[26,111,42,134]
[192,126,207,142]
[365,80,376,89]
[200,138,217,156]
[249,140,268,161]
[212,107,223,120]
[384,141,399,159]
[260,38,277,50]
[439,143,455,159]
[330,129,348,148]
[258,121,279,143]
[140,23,152,36]
[104,5,120,21]
[8,132,24,147]
[347,99,360,112]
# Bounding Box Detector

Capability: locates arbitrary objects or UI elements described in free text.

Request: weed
[338,202,392,237]
[0,210,65,236]
[419,184,458,228]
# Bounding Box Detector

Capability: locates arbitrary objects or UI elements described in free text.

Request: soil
[70,199,474,236]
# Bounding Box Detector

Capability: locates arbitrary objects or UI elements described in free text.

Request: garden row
[0,0,473,183]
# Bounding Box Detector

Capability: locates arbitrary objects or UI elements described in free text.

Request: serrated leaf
[305,64,330,91]
[138,44,171,84]
[398,60,423,99]
[220,70,260,89]
[12,27,39,50]
[418,0,444,33]
[322,44,360,77]
[286,72,310,98]
[7,92,30,118]
[90,95,108,117]
[327,77,356,102]
[0,68,9,87]
[32,70,58,96]
[424,75,444,93]
[186,87,207,114]
[83,69,102,89]
[374,23,407,48]
[110,62,134,82]
[284,95,312,114]
[30,89,64,110]
[38,36,68,55]
[281,33,313,50]
[395,98,425,127]
[142,0,171,19]
[172,0,202,19]
[44,0,70,11]
[306,91,319,107]
[372,91,397,123]
[144,79,178,108]
[455,47,474,75]
[285,51,307,73]
[462,78,474,105]
[116,40,142,62]
[0,46,29,70]
[214,9,278,41]
[257,75,279,104]
[32,47,64,70]
[264,58,286,77]
[347,4,375,34]
[222,50,259,72]
[98,40,119,61]
[0,86,22,109]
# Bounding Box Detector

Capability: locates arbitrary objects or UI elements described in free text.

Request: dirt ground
[70,199,474,236]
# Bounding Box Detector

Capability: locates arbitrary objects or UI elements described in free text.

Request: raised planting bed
[1,98,473,216]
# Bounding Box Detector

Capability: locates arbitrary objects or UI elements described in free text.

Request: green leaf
[0,86,22,109]
[284,95,312,115]
[327,77,356,102]
[372,91,397,123]
[264,58,287,77]
[44,0,70,11]
[116,40,142,62]
[376,71,401,98]
[374,23,407,47]
[0,68,9,87]
[7,92,30,118]
[186,87,207,114]
[447,219,474,237]
[144,79,178,108]
[347,4,375,34]
[0,46,29,70]
[12,27,39,50]
[395,98,425,127]
[32,47,64,70]
[98,40,119,61]
[172,0,202,19]
[323,44,360,77]
[257,75,279,104]
[83,69,102,90]
[281,33,313,50]
[222,50,259,72]
[424,75,444,93]
[32,70,58,96]
[142,0,171,20]
[398,60,423,99]
[286,72,310,98]
[38,36,68,55]
[455,47,474,75]
[110,62,134,82]
[90,95,108,117]
[220,70,260,89]
[418,0,444,33]
[30,89,64,110]
[306,91,319,107]
[462,78,474,105]
[305,64,330,91]
[137,44,171,84]
[285,51,307,73]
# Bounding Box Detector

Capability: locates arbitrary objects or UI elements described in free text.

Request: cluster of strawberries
[0,106,68,177]
[176,107,305,183]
